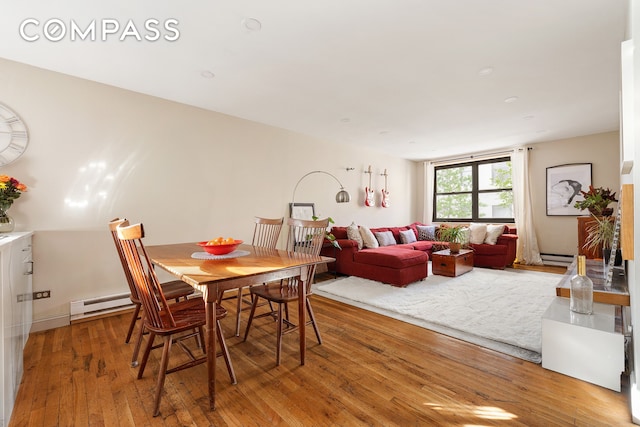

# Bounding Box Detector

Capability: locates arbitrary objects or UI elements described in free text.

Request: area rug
[314,266,562,363]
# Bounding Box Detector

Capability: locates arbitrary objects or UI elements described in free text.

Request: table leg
[299,265,307,365]
[204,286,217,410]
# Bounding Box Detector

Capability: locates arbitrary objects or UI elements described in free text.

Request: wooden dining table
[144,242,333,410]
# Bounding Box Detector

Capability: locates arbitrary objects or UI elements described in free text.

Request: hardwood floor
[11,268,633,426]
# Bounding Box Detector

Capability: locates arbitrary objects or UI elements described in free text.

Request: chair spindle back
[116,223,176,329]
[252,217,284,249]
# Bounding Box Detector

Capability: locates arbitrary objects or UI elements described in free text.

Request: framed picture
[289,203,315,220]
[546,163,592,216]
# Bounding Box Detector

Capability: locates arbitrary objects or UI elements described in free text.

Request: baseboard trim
[30,315,69,333]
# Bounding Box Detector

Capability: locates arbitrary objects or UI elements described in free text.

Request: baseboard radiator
[70,292,134,322]
[540,253,574,267]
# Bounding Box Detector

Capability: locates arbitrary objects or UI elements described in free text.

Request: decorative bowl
[198,240,243,255]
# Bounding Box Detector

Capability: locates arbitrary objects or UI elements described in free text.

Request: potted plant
[438,225,467,253]
[573,186,618,216]
[313,216,341,249]
[583,214,622,266]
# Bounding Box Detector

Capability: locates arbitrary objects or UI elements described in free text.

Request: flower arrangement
[0,175,28,213]
[573,186,618,216]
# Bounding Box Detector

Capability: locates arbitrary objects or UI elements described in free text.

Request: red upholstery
[321,223,518,286]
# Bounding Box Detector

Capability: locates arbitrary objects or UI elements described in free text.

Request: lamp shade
[336,189,351,203]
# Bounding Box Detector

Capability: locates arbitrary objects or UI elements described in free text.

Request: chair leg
[216,321,237,384]
[235,287,244,336]
[131,311,146,367]
[243,293,260,341]
[306,298,322,344]
[137,331,156,379]
[276,302,283,366]
[152,336,172,417]
[125,303,141,344]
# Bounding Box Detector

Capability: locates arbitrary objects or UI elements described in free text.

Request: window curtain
[511,148,543,265]
[424,161,435,223]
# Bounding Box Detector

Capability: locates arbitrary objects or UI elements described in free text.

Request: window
[433,157,513,223]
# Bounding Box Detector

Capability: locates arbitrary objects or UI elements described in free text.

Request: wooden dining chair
[217,216,284,336]
[109,218,195,367]
[243,218,328,365]
[116,222,236,417]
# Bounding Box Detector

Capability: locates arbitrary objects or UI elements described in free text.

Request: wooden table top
[146,242,332,289]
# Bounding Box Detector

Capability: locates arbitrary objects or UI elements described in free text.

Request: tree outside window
[434,158,513,222]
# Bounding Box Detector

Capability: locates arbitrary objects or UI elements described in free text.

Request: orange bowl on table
[198,240,243,255]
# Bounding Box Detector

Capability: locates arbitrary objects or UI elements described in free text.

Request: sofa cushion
[359,226,379,248]
[331,226,348,240]
[399,229,417,244]
[484,224,505,245]
[470,243,507,255]
[354,247,427,269]
[469,223,487,244]
[416,225,436,241]
[410,240,435,252]
[374,231,396,246]
[346,222,363,250]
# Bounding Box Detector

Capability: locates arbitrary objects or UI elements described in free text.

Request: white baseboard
[30,315,70,333]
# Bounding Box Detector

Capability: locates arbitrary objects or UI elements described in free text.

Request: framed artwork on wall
[546,163,592,216]
[289,203,315,220]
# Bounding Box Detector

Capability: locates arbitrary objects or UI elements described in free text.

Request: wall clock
[0,103,29,166]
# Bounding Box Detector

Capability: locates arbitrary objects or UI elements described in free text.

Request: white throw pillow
[469,223,487,245]
[399,229,417,244]
[374,231,397,247]
[359,226,379,249]
[346,222,363,250]
[460,227,471,245]
[484,224,505,245]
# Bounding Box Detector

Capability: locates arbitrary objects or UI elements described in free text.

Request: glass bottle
[570,255,593,314]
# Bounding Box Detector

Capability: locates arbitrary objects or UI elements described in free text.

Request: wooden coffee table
[431,249,474,277]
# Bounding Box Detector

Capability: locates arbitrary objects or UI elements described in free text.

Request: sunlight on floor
[424,402,518,423]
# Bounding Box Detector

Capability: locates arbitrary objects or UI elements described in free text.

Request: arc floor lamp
[290,170,351,218]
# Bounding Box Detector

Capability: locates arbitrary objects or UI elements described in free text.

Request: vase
[603,248,623,267]
[0,202,15,233]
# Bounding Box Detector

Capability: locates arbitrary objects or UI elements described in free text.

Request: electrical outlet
[33,290,51,300]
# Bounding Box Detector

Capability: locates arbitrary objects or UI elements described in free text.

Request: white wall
[529,132,620,256]
[0,57,418,330]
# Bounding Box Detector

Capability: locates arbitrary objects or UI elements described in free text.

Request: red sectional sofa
[320,223,518,287]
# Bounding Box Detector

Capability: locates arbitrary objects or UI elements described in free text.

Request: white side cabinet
[0,233,33,427]
[542,297,625,391]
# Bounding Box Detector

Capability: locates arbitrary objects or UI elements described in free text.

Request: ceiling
[1,1,629,161]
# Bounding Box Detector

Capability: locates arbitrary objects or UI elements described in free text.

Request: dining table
[144,242,333,410]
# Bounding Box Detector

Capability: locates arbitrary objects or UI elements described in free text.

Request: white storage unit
[0,233,33,427]
[542,297,625,392]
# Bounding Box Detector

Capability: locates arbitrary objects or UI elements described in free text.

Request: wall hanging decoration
[364,165,374,207]
[381,169,390,208]
[546,163,592,216]
[0,103,29,166]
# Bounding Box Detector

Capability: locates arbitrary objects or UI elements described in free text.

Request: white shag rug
[314,265,562,363]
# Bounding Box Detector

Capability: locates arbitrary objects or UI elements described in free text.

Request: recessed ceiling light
[523,115,535,120]
[478,67,494,76]
[408,140,417,144]
[340,117,350,123]
[379,130,389,135]
[242,18,262,32]
[504,96,519,103]
[200,70,215,79]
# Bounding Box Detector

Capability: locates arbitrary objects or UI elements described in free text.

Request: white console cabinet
[542,297,625,391]
[0,233,33,427]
